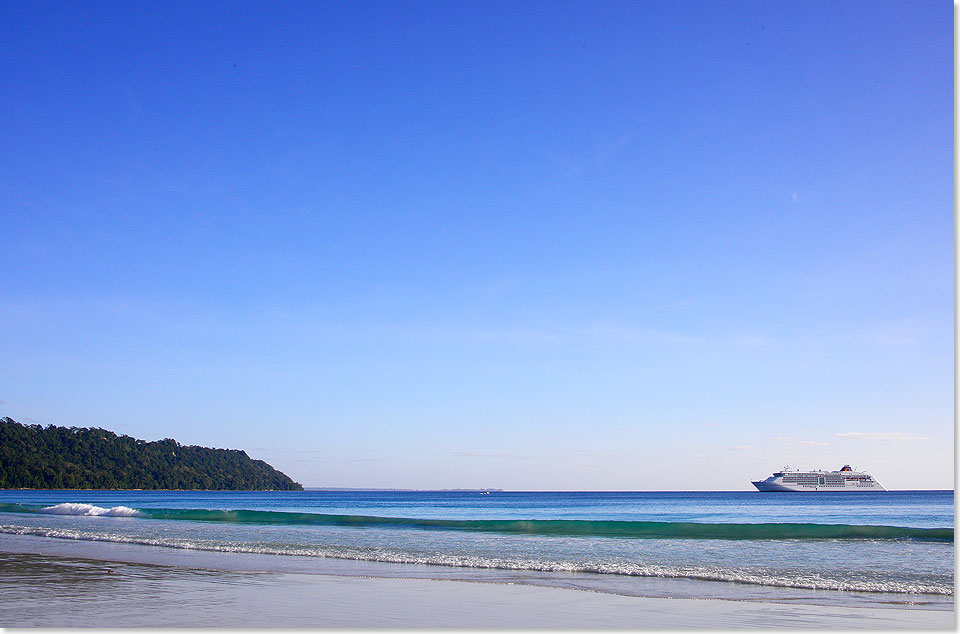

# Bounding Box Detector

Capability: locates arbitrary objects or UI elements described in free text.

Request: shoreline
[0,531,952,609]
[0,533,953,628]
[0,549,953,628]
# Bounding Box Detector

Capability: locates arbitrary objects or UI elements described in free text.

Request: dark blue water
[0,489,952,600]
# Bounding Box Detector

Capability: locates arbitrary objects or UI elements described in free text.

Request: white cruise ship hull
[751,480,885,492]
[752,465,886,492]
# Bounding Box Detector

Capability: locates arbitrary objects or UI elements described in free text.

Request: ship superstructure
[752,465,885,492]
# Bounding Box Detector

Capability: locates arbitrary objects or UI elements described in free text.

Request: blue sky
[1,1,952,489]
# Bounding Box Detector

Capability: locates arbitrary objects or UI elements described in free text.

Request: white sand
[0,550,953,628]
[147,572,957,628]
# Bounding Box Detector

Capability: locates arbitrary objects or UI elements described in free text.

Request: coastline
[0,533,953,629]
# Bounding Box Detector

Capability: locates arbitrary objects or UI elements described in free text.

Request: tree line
[0,417,303,490]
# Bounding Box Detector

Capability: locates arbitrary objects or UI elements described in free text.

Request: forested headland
[0,417,303,490]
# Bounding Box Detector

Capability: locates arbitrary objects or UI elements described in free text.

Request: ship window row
[783,475,872,482]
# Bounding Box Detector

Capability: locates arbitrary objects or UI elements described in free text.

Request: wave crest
[39,503,142,517]
[142,508,954,541]
[1,502,951,541]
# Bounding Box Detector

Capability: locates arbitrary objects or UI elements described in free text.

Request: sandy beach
[0,537,953,629]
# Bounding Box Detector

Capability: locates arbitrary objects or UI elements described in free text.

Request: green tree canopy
[0,417,303,490]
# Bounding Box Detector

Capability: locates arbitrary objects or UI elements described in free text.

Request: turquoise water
[0,489,952,604]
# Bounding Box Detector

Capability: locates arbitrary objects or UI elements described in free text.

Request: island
[0,417,302,490]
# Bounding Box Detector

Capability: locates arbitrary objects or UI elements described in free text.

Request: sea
[0,489,953,611]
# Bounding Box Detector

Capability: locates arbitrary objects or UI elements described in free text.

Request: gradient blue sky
[1,1,952,490]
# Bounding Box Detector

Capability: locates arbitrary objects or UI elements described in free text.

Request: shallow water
[2,549,952,628]
[0,489,952,608]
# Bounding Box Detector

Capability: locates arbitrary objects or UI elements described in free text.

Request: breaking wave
[0,523,951,596]
[0,502,951,541]
[38,503,143,517]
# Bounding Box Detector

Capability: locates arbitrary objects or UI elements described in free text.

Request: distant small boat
[752,465,886,492]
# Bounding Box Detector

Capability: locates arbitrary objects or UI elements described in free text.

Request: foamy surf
[39,503,142,517]
[0,490,951,607]
[0,523,951,596]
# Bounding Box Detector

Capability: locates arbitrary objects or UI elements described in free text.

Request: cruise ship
[752,465,886,492]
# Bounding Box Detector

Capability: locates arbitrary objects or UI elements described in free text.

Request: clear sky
[1,1,952,490]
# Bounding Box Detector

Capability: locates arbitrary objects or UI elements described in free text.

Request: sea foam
[39,503,142,517]
[0,523,951,596]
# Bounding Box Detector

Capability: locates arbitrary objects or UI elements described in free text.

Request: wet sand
[0,548,953,628]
